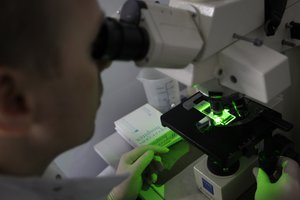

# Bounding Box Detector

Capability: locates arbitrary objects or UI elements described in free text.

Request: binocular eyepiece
[92,0,150,62]
[92,2,150,62]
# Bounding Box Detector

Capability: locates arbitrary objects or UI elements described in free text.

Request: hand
[253,157,300,200]
[108,145,169,200]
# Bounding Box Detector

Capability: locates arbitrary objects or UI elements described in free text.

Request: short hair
[0,0,61,75]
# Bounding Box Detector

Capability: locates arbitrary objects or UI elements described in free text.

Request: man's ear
[0,68,32,137]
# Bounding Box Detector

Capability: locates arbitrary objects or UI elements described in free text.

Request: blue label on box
[202,178,214,195]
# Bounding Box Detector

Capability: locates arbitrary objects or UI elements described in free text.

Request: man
[0,0,168,199]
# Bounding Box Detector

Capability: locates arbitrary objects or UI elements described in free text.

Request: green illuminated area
[149,129,182,148]
[232,101,241,117]
[194,100,236,126]
[254,167,288,200]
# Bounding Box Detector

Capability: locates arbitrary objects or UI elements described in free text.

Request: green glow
[254,168,284,200]
[212,95,222,99]
[194,100,236,126]
[232,101,241,117]
[192,84,198,88]
[149,129,182,148]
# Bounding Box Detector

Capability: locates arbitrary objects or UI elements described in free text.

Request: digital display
[202,178,214,195]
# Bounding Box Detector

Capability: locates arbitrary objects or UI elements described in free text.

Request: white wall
[54,63,147,177]
[280,47,300,151]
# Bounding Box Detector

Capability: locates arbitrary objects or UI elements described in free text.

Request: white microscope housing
[134,0,292,104]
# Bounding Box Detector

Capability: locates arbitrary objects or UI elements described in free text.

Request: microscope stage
[161,92,282,167]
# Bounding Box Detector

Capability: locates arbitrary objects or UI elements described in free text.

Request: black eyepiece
[92,17,149,61]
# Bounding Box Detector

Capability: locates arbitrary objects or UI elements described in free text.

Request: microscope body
[93,0,300,199]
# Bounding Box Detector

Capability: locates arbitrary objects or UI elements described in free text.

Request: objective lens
[92,17,149,61]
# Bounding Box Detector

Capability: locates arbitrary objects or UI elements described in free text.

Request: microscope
[92,0,300,199]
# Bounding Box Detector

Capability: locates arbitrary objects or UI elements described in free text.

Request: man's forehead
[75,0,103,21]
[48,0,102,15]
[49,0,103,27]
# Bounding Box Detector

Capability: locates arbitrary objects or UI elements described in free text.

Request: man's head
[0,0,107,176]
[0,1,59,73]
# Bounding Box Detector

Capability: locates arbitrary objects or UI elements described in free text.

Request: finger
[154,155,162,163]
[142,174,158,190]
[142,161,160,184]
[142,172,157,186]
[278,156,299,177]
[142,160,162,183]
[256,168,271,185]
[123,145,169,164]
[151,173,158,183]
[252,167,259,178]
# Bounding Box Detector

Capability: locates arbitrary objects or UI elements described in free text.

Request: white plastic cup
[137,69,181,113]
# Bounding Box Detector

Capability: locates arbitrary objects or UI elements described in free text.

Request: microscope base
[193,155,257,200]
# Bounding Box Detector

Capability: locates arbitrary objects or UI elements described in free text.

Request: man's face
[32,0,107,154]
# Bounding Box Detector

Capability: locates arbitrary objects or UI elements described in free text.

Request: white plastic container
[137,69,180,113]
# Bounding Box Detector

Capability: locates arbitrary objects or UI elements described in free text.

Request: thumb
[252,167,259,178]
[278,156,299,177]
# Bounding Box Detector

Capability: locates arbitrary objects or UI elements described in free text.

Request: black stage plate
[161,92,280,167]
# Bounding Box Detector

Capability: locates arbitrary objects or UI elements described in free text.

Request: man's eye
[96,61,112,72]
